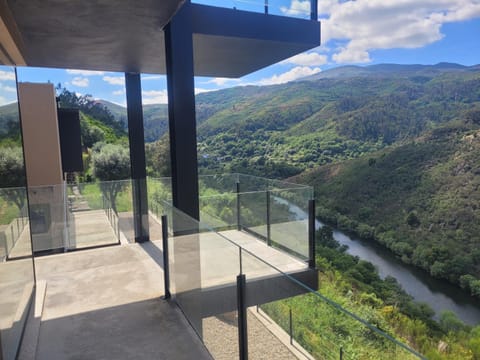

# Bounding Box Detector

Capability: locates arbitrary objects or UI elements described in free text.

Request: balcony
[0,174,423,359]
[4,0,320,77]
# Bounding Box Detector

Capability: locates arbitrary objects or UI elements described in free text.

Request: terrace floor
[14,225,312,359]
[20,242,212,360]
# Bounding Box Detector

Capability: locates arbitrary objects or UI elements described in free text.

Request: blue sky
[1,0,480,106]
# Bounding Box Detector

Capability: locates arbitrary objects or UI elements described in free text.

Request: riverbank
[274,196,480,325]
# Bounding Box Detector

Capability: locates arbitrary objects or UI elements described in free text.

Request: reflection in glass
[0,66,35,360]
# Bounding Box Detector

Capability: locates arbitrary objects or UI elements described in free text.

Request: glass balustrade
[191,0,317,19]
[159,200,424,359]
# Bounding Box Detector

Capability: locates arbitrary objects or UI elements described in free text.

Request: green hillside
[196,64,480,178]
[0,102,21,145]
[292,118,480,295]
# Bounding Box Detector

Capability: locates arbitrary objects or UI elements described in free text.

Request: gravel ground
[203,310,297,360]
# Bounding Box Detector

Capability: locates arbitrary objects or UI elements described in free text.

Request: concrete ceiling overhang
[4,1,320,77]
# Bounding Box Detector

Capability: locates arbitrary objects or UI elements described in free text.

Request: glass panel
[148,177,172,241]
[240,249,422,360]
[66,180,124,249]
[29,184,67,253]
[237,173,269,192]
[96,179,133,243]
[191,0,313,19]
[199,173,238,194]
[165,202,240,357]
[199,192,237,231]
[239,191,268,240]
[270,187,311,260]
[0,66,35,360]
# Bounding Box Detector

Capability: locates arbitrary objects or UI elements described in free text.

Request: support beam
[165,2,199,220]
[125,72,149,243]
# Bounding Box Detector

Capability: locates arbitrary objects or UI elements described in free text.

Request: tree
[439,310,466,333]
[0,147,27,210]
[406,211,420,227]
[81,123,105,148]
[56,85,125,136]
[92,144,130,212]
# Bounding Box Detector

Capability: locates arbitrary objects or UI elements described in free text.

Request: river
[276,197,480,326]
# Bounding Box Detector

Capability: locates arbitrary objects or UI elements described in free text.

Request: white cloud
[103,76,125,86]
[142,75,164,81]
[141,88,216,104]
[0,83,17,93]
[0,96,7,106]
[258,66,321,85]
[0,70,15,81]
[113,89,125,96]
[66,69,105,76]
[71,77,89,87]
[280,0,311,17]
[205,78,241,86]
[319,0,480,64]
[142,90,168,104]
[281,52,328,66]
[195,87,215,94]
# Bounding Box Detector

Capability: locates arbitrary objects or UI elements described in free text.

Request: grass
[0,199,20,225]
[78,181,133,212]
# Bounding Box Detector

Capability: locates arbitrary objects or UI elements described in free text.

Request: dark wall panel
[57,108,83,173]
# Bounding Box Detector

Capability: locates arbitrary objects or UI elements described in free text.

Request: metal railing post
[237,274,248,360]
[340,347,344,360]
[236,182,241,231]
[265,0,268,14]
[308,199,316,269]
[311,0,318,20]
[289,308,293,345]
[266,190,271,246]
[116,216,120,242]
[162,215,171,299]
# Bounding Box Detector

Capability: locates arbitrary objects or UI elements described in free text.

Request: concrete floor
[165,229,309,291]
[67,210,119,249]
[8,225,311,360]
[28,243,212,360]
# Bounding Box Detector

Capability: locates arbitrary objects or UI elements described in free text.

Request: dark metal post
[264,0,268,14]
[165,3,200,221]
[266,190,271,246]
[289,308,293,345]
[237,274,248,360]
[125,72,150,243]
[236,182,241,231]
[162,215,171,299]
[340,347,343,360]
[116,218,120,243]
[308,199,316,269]
[311,0,318,20]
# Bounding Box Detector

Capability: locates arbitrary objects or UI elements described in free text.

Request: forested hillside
[195,63,480,177]
[292,118,480,294]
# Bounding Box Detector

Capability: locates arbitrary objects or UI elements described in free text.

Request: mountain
[301,62,476,81]
[97,100,128,126]
[191,62,480,293]
[98,100,169,142]
[195,63,480,177]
